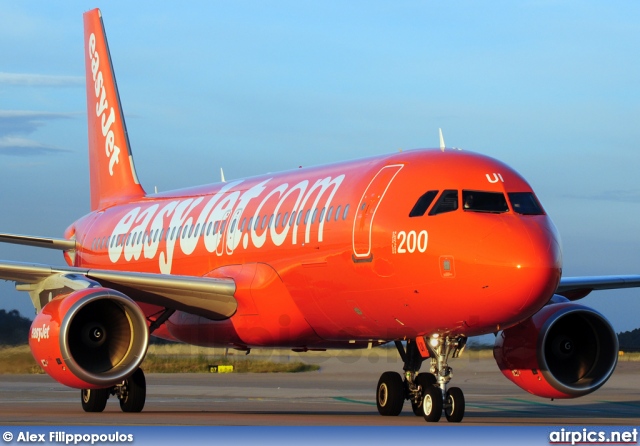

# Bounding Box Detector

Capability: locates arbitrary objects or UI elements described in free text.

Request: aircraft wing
[0,259,237,320]
[0,233,76,251]
[556,275,640,300]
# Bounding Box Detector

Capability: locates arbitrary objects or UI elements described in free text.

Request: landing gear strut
[375,335,466,423]
[80,368,147,413]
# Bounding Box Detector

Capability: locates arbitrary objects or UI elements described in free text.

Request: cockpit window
[429,190,458,215]
[409,190,438,217]
[462,190,509,213]
[508,192,545,215]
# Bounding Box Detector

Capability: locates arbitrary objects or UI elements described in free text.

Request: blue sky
[0,1,639,333]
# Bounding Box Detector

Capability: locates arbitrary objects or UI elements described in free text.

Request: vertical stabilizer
[83,9,145,210]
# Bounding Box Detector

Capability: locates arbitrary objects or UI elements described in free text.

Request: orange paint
[6,9,629,410]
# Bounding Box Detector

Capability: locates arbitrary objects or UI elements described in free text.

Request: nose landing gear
[376,335,467,423]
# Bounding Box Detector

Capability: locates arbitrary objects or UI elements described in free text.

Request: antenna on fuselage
[439,128,446,152]
[220,168,226,183]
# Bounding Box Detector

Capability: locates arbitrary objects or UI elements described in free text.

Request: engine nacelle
[29,288,149,389]
[494,301,618,399]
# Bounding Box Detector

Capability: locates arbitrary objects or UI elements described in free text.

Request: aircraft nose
[475,216,562,325]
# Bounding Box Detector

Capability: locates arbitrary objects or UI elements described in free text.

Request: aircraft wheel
[444,386,465,422]
[119,368,146,413]
[422,385,443,422]
[411,400,422,416]
[81,388,109,412]
[411,373,437,416]
[376,371,404,416]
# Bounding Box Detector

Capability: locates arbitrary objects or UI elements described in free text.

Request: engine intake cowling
[493,301,618,399]
[29,287,149,389]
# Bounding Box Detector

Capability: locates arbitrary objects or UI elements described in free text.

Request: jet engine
[29,287,149,389]
[493,300,618,399]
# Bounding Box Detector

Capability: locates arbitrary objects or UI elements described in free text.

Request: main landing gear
[376,335,467,423]
[81,368,146,413]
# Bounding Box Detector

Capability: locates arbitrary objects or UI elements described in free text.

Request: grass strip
[0,345,43,374]
[0,346,318,374]
[143,354,319,373]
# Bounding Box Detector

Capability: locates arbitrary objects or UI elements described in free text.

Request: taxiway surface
[1,354,638,425]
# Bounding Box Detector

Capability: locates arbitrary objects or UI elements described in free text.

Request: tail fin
[83,9,145,211]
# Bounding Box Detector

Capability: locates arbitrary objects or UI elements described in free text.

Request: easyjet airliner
[1,8,639,422]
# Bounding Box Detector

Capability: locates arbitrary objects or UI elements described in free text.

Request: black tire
[376,371,404,416]
[411,373,437,416]
[444,387,465,422]
[422,384,443,422]
[81,388,109,412]
[119,368,146,413]
[411,399,422,416]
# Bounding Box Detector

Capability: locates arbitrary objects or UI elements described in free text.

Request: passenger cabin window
[462,190,509,213]
[409,190,438,217]
[326,206,334,221]
[429,190,458,215]
[508,192,545,215]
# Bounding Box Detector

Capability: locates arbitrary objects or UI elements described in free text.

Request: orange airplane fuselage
[66,149,562,349]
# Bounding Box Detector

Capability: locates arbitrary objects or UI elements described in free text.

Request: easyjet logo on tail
[88,33,120,176]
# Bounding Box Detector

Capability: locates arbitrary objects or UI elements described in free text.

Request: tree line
[0,309,32,346]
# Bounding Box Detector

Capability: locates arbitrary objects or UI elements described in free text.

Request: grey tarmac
[1,354,638,426]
